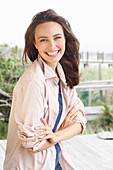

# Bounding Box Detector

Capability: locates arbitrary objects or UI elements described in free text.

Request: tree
[0,45,25,121]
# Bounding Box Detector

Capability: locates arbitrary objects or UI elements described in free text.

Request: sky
[0,0,113,52]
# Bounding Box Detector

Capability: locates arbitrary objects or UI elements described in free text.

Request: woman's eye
[55,36,61,40]
[40,39,47,42]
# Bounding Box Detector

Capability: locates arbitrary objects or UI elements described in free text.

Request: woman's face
[34,21,66,70]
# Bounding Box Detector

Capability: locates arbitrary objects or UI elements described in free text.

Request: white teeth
[47,51,58,55]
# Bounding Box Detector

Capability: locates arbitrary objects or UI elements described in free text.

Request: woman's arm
[55,122,82,142]
[32,122,82,153]
[32,106,82,153]
[14,80,47,152]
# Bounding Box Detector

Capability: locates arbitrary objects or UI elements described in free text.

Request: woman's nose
[48,40,56,49]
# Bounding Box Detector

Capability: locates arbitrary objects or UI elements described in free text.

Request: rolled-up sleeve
[13,77,46,151]
[17,124,46,151]
[73,97,87,133]
[69,87,87,133]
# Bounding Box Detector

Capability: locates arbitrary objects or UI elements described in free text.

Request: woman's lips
[46,50,59,57]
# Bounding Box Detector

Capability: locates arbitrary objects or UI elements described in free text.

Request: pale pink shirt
[4,57,86,170]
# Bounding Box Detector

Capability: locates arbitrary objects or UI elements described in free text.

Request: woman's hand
[34,118,57,145]
[59,105,79,130]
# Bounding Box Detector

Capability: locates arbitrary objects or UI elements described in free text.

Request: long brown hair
[22,9,80,88]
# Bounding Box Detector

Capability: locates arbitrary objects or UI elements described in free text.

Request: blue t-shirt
[52,81,62,170]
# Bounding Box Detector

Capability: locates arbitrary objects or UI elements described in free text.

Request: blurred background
[0,0,113,138]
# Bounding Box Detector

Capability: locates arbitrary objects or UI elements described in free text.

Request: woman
[4,9,86,170]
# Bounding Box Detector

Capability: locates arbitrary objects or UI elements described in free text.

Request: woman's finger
[34,126,49,131]
[70,110,79,118]
[68,106,79,117]
[68,105,75,114]
[34,118,48,130]
[70,111,79,121]
[67,105,72,112]
[40,117,47,125]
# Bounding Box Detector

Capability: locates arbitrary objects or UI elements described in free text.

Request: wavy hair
[22,9,80,88]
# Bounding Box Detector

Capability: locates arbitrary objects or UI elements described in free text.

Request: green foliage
[0,44,8,47]
[0,46,26,139]
[101,102,113,125]
[79,66,113,106]
[0,46,25,93]
[78,91,89,106]
[80,67,99,81]
[0,46,25,136]
[84,102,113,134]
[84,119,113,134]
[78,90,103,106]
[110,90,113,105]
[80,66,113,134]
[91,91,101,105]
[0,121,8,139]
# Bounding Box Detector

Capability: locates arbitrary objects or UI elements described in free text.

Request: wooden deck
[0,134,113,170]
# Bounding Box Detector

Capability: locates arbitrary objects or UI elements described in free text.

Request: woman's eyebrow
[53,33,62,37]
[38,36,48,39]
[38,33,62,39]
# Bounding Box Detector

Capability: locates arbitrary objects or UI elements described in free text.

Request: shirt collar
[38,56,67,87]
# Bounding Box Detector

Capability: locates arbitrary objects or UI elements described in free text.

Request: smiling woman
[4,9,86,170]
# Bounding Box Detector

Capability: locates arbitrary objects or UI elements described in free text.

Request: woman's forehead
[35,21,64,37]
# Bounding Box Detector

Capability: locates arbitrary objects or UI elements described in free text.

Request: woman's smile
[45,50,60,57]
